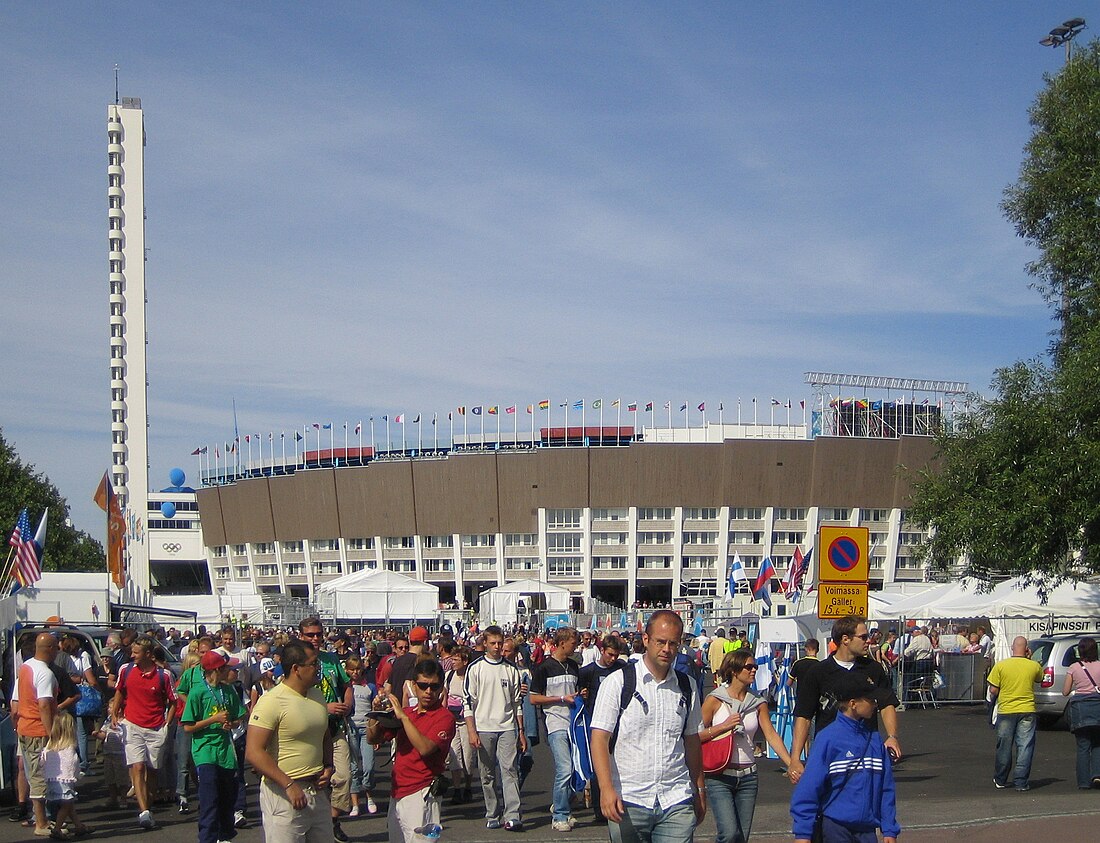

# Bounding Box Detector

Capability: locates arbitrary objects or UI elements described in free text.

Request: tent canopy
[316,571,438,621]
[874,579,1100,620]
[478,579,571,624]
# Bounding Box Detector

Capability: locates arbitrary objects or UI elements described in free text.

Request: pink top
[1067,662,1100,695]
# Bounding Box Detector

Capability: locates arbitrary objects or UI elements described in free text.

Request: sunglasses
[301,631,324,638]
[742,664,758,671]
[415,681,443,691]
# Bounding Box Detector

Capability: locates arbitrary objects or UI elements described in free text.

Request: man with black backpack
[590,610,705,843]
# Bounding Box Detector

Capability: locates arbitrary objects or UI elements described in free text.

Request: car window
[1029,640,1053,666]
[1061,643,1082,667]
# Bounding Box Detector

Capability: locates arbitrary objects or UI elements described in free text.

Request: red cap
[201,651,240,672]
[409,626,429,644]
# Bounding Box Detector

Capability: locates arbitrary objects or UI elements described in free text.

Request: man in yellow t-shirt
[987,636,1043,792]
[246,641,334,843]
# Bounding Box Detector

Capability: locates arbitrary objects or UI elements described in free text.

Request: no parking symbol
[818,526,869,583]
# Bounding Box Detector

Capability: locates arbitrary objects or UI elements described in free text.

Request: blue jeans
[546,730,573,822]
[818,815,878,843]
[608,800,696,843]
[196,764,237,843]
[176,721,194,798]
[1074,726,1100,788]
[704,771,758,843]
[348,722,376,793]
[994,712,1037,788]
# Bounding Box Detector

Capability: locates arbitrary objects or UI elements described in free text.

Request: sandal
[49,827,73,841]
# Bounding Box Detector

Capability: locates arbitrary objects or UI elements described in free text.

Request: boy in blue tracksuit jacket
[790,673,900,843]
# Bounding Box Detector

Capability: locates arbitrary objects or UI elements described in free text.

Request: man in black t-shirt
[576,636,623,823]
[788,615,901,784]
[788,638,820,686]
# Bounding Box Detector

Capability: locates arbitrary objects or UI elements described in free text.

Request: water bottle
[414,823,442,839]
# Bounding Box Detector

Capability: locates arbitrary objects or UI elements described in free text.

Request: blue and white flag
[569,697,593,792]
[692,610,704,637]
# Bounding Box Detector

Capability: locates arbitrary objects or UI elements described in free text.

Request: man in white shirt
[590,610,704,843]
[580,631,600,667]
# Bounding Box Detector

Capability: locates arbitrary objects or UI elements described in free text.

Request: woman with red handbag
[699,649,793,843]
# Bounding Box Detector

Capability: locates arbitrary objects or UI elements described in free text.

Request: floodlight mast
[1039,17,1086,61]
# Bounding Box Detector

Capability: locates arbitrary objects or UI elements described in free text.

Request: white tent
[479,579,571,624]
[315,571,439,622]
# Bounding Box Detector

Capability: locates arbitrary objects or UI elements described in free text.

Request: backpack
[609,664,694,752]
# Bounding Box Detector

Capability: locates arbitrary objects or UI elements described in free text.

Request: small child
[345,657,379,816]
[790,674,900,843]
[181,651,246,843]
[95,719,129,809]
[41,712,90,839]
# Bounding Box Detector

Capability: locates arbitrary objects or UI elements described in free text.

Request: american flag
[9,508,44,589]
[782,546,811,602]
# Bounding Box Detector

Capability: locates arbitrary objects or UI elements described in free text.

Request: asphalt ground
[2,705,1098,843]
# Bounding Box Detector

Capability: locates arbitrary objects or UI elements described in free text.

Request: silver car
[1029,635,1087,723]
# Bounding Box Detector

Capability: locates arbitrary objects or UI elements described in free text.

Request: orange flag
[93,472,126,588]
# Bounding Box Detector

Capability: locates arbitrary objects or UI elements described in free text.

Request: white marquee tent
[315,571,439,622]
[478,579,571,624]
[865,579,1100,661]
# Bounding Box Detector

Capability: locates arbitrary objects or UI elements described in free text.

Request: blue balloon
[160,501,177,519]
[169,467,185,487]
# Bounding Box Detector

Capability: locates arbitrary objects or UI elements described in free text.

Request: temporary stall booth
[315,571,439,624]
[478,579,572,625]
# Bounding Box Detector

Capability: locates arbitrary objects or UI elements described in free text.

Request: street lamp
[1039,17,1086,61]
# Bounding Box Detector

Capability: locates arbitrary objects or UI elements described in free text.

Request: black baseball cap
[833,672,888,705]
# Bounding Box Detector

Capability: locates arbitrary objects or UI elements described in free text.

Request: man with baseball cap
[386,627,430,703]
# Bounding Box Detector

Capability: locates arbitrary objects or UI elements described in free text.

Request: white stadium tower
[108,97,151,592]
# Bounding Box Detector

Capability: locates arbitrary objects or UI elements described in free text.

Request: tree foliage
[911,41,1100,589]
[0,428,105,573]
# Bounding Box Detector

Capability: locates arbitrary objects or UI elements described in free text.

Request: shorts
[19,736,49,800]
[123,720,169,768]
[46,781,78,802]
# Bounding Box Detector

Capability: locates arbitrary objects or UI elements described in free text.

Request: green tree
[0,428,105,574]
[911,42,1100,589]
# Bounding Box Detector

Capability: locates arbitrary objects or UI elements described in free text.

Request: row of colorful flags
[727,546,811,610]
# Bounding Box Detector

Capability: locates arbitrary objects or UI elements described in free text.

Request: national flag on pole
[412,414,421,423]
[94,472,126,588]
[628,403,637,411]
[698,402,705,412]
[753,557,777,600]
[679,403,687,411]
[526,405,533,414]
[190,447,204,455]
[7,509,30,589]
[645,402,653,412]
[9,508,47,591]
[312,423,321,429]
[728,553,748,597]
[487,406,498,415]
[539,400,550,410]
[592,399,602,409]
[394,414,404,423]
[471,407,482,415]
[572,400,583,410]
[322,423,332,430]
[294,431,303,442]
[457,406,466,416]
[783,547,811,601]
[505,406,516,414]
[354,423,361,435]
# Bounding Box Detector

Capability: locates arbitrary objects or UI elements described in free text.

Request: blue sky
[0,4,1078,539]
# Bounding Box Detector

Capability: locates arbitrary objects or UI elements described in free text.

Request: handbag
[702,688,762,775]
[75,683,103,717]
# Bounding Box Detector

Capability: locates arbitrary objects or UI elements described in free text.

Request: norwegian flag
[783,547,811,601]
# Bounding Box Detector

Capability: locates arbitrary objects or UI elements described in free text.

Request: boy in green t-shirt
[182,651,247,843]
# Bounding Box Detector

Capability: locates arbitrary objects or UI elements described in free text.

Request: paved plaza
[2,705,1097,843]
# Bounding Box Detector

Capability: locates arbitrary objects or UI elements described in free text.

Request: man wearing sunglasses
[368,660,456,843]
[788,615,901,785]
[246,641,335,843]
[298,617,354,841]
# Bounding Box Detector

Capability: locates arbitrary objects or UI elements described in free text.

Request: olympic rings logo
[162,542,181,553]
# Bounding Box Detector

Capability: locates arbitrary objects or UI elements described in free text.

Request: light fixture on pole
[1039,17,1086,60]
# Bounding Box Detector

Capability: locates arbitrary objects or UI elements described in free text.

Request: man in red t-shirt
[109,635,177,830]
[367,660,456,843]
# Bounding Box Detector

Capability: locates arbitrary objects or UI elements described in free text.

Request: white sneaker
[365,796,378,815]
[551,820,573,833]
[348,807,360,818]
[137,811,158,830]
[233,811,247,828]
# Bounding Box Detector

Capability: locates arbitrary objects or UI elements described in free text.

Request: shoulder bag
[1069,664,1100,732]
[702,688,763,775]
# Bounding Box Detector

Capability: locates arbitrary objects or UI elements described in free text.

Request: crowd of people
[4,612,1100,843]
